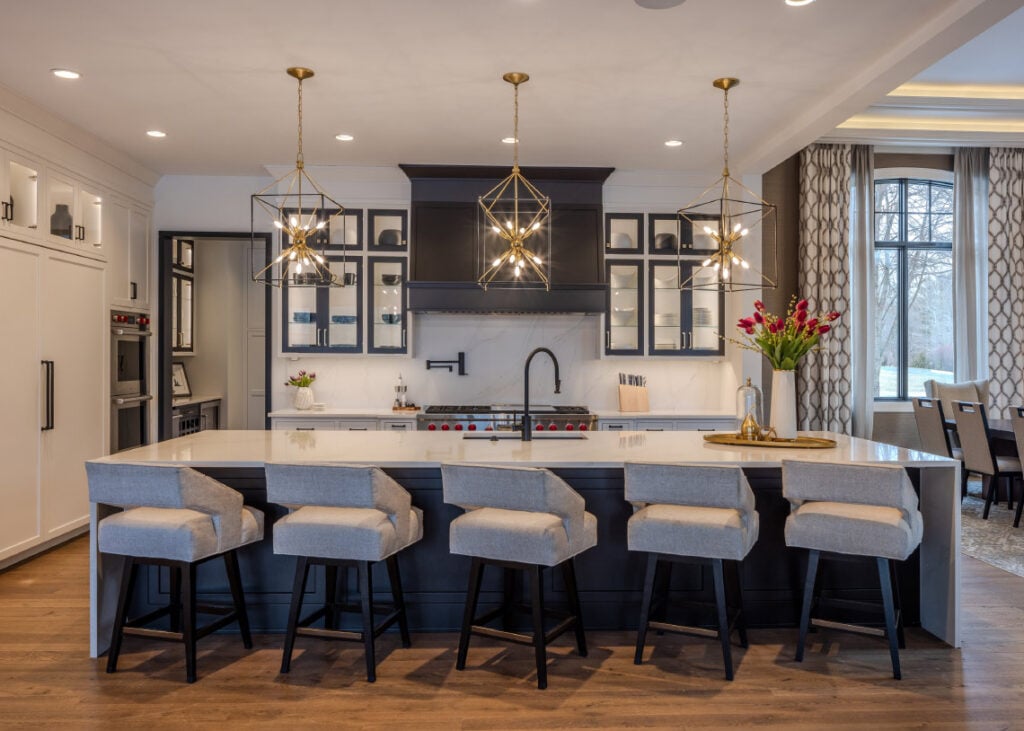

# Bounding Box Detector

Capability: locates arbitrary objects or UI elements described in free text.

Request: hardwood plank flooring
[1,537,1022,729]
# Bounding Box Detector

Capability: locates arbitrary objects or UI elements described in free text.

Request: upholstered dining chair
[912,397,967,497]
[1009,407,1024,528]
[924,378,990,418]
[953,401,1022,521]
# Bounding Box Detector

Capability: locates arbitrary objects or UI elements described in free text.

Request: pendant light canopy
[252,67,344,287]
[478,72,552,290]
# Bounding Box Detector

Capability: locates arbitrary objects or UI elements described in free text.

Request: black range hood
[400,165,613,314]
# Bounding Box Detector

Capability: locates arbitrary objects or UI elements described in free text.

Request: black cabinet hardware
[41,360,55,431]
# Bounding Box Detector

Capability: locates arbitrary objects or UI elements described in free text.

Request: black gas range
[417,404,596,433]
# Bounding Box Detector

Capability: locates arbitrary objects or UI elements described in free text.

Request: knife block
[618,384,649,413]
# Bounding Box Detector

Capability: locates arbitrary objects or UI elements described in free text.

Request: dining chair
[912,397,967,498]
[1009,407,1024,528]
[952,401,1022,521]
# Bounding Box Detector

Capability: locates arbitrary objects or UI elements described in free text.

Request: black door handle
[130,281,137,300]
[41,360,54,431]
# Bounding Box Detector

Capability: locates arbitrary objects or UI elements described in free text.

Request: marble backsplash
[273,313,737,412]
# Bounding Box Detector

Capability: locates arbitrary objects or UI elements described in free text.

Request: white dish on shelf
[311,402,326,411]
[652,269,678,286]
[653,313,679,327]
[609,272,638,289]
[611,307,636,326]
[609,232,634,249]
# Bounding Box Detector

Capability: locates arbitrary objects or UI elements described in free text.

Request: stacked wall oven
[110,310,152,452]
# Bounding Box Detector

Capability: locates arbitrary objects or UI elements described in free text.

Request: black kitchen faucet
[522,347,560,441]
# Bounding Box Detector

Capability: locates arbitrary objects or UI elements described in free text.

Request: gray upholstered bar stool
[86,462,264,683]
[441,463,597,690]
[782,460,923,680]
[624,462,758,681]
[953,401,1022,520]
[265,463,422,682]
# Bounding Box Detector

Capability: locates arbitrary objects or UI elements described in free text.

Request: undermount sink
[462,431,588,440]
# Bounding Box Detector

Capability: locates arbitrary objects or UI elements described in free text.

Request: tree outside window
[874,178,954,400]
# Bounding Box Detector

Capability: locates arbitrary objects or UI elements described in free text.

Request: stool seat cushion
[99,505,263,562]
[785,501,923,561]
[450,507,597,567]
[628,504,758,561]
[274,505,423,561]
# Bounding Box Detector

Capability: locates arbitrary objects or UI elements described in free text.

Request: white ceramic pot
[293,386,314,411]
[770,370,797,440]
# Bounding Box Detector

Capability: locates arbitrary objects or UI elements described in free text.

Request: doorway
[157,231,272,440]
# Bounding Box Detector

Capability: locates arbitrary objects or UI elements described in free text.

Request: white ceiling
[0,0,1020,177]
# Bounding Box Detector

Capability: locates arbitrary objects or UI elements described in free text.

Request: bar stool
[782,460,923,680]
[86,462,264,683]
[441,463,597,690]
[625,463,758,681]
[265,463,423,682]
[953,401,1022,520]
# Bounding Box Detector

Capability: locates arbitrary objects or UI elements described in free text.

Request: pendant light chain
[512,81,520,172]
[296,77,304,169]
[721,85,730,178]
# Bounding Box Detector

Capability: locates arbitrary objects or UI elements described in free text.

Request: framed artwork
[171,362,192,397]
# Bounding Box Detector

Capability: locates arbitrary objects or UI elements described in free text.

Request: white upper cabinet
[0,151,42,237]
[129,208,149,308]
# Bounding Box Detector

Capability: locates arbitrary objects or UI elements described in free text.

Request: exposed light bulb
[532,256,541,264]
[492,226,500,234]
[701,258,712,267]
[295,262,303,274]
[315,254,324,264]
[289,216,298,228]
[740,228,749,237]
[492,258,501,266]
[741,260,750,269]
[532,222,540,230]
[731,256,739,265]
[519,227,525,234]
[713,262,720,271]
[723,267,730,279]
[289,251,297,260]
[274,253,285,263]
[703,226,714,235]
[273,220,284,229]
[506,221,513,229]
[315,221,326,230]
[733,222,742,233]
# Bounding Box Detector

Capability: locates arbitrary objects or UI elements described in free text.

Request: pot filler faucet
[522,347,561,441]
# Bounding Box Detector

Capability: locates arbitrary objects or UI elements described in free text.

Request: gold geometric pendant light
[252,67,344,287]
[478,72,552,290]
[679,78,777,292]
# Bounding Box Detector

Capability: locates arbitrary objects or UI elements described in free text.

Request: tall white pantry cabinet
[0,103,155,567]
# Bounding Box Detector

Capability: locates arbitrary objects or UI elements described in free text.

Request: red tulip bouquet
[735,298,841,371]
[285,370,316,388]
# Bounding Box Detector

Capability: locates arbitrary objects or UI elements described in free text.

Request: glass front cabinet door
[368,257,407,354]
[282,257,363,353]
[171,272,194,354]
[605,259,643,355]
[647,261,724,356]
[2,155,40,233]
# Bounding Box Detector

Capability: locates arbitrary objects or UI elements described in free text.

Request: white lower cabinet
[598,416,736,432]
[0,238,105,565]
[271,416,415,431]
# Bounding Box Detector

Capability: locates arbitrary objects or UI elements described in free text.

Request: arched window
[874,177,954,400]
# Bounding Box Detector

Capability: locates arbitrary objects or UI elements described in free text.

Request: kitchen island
[89,430,959,657]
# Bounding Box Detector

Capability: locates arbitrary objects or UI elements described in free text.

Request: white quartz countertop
[96,429,956,470]
[269,408,419,418]
[592,410,737,419]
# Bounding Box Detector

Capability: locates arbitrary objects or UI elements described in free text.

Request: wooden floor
[2,538,1023,730]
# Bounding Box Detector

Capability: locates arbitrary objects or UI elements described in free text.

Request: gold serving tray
[703,433,837,449]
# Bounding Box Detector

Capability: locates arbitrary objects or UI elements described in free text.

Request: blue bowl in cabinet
[331,314,357,325]
[292,311,315,323]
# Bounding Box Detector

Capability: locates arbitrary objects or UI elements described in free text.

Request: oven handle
[41,360,54,431]
[111,328,153,336]
[112,394,154,406]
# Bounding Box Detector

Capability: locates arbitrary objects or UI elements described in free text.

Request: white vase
[293,386,314,411]
[770,370,798,440]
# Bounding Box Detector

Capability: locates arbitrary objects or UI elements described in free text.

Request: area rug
[961,494,1024,577]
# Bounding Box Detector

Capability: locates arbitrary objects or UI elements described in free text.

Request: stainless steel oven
[110,310,152,452]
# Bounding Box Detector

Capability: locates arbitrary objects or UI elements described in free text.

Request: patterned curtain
[987,148,1024,418]
[797,144,853,433]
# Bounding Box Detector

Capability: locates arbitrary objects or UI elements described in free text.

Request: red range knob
[578,424,588,431]
[441,424,450,431]
[428,423,437,431]
[454,424,463,431]
[548,424,558,431]
[484,426,493,431]
[536,423,545,431]
[565,423,575,431]
[468,424,477,431]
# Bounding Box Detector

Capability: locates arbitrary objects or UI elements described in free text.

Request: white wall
[154,165,765,417]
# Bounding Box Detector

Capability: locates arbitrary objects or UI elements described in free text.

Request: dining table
[945,418,1016,445]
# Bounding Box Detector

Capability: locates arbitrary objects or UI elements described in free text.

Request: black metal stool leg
[280,556,310,674]
[653,559,672,634]
[456,558,484,671]
[324,564,338,631]
[561,557,587,657]
[106,556,136,674]
[169,565,181,633]
[530,564,548,690]
[223,550,252,649]
[712,559,734,681]
[182,561,198,684]
[877,557,902,680]
[634,553,658,665]
[502,567,517,631]
[358,561,376,683]
[386,554,412,648]
[729,559,749,649]
[796,549,820,663]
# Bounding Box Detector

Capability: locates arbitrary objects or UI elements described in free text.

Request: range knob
[454,424,463,431]
[441,423,450,431]
[565,423,575,431]
[484,426,493,431]
[548,423,558,431]
[578,423,588,431]
[468,424,477,431]
[427,423,437,431]
[535,423,545,431]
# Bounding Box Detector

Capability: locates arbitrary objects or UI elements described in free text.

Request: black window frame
[874,177,954,402]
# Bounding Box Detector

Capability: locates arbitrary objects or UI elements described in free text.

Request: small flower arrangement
[735,298,841,371]
[285,370,316,388]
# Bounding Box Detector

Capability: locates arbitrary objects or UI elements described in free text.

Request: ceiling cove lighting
[252,67,344,287]
[51,68,80,79]
[785,0,815,6]
[146,130,167,138]
[477,72,551,291]
[678,78,777,293]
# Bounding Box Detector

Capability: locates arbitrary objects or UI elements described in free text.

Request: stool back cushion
[782,460,918,520]
[624,463,755,512]
[441,463,584,536]
[951,401,996,476]
[86,462,245,552]
[912,397,952,458]
[265,463,411,540]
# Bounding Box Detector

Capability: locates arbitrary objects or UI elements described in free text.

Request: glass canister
[736,377,764,440]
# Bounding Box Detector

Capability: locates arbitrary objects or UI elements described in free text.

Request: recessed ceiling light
[785,0,815,5]
[635,0,686,8]
[335,133,354,141]
[665,139,684,147]
[502,137,518,144]
[146,130,167,138]
[51,68,80,80]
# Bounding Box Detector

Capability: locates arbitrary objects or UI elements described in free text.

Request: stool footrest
[812,617,888,638]
[296,607,403,643]
[122,610,239,643]
[648,620,719,639]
